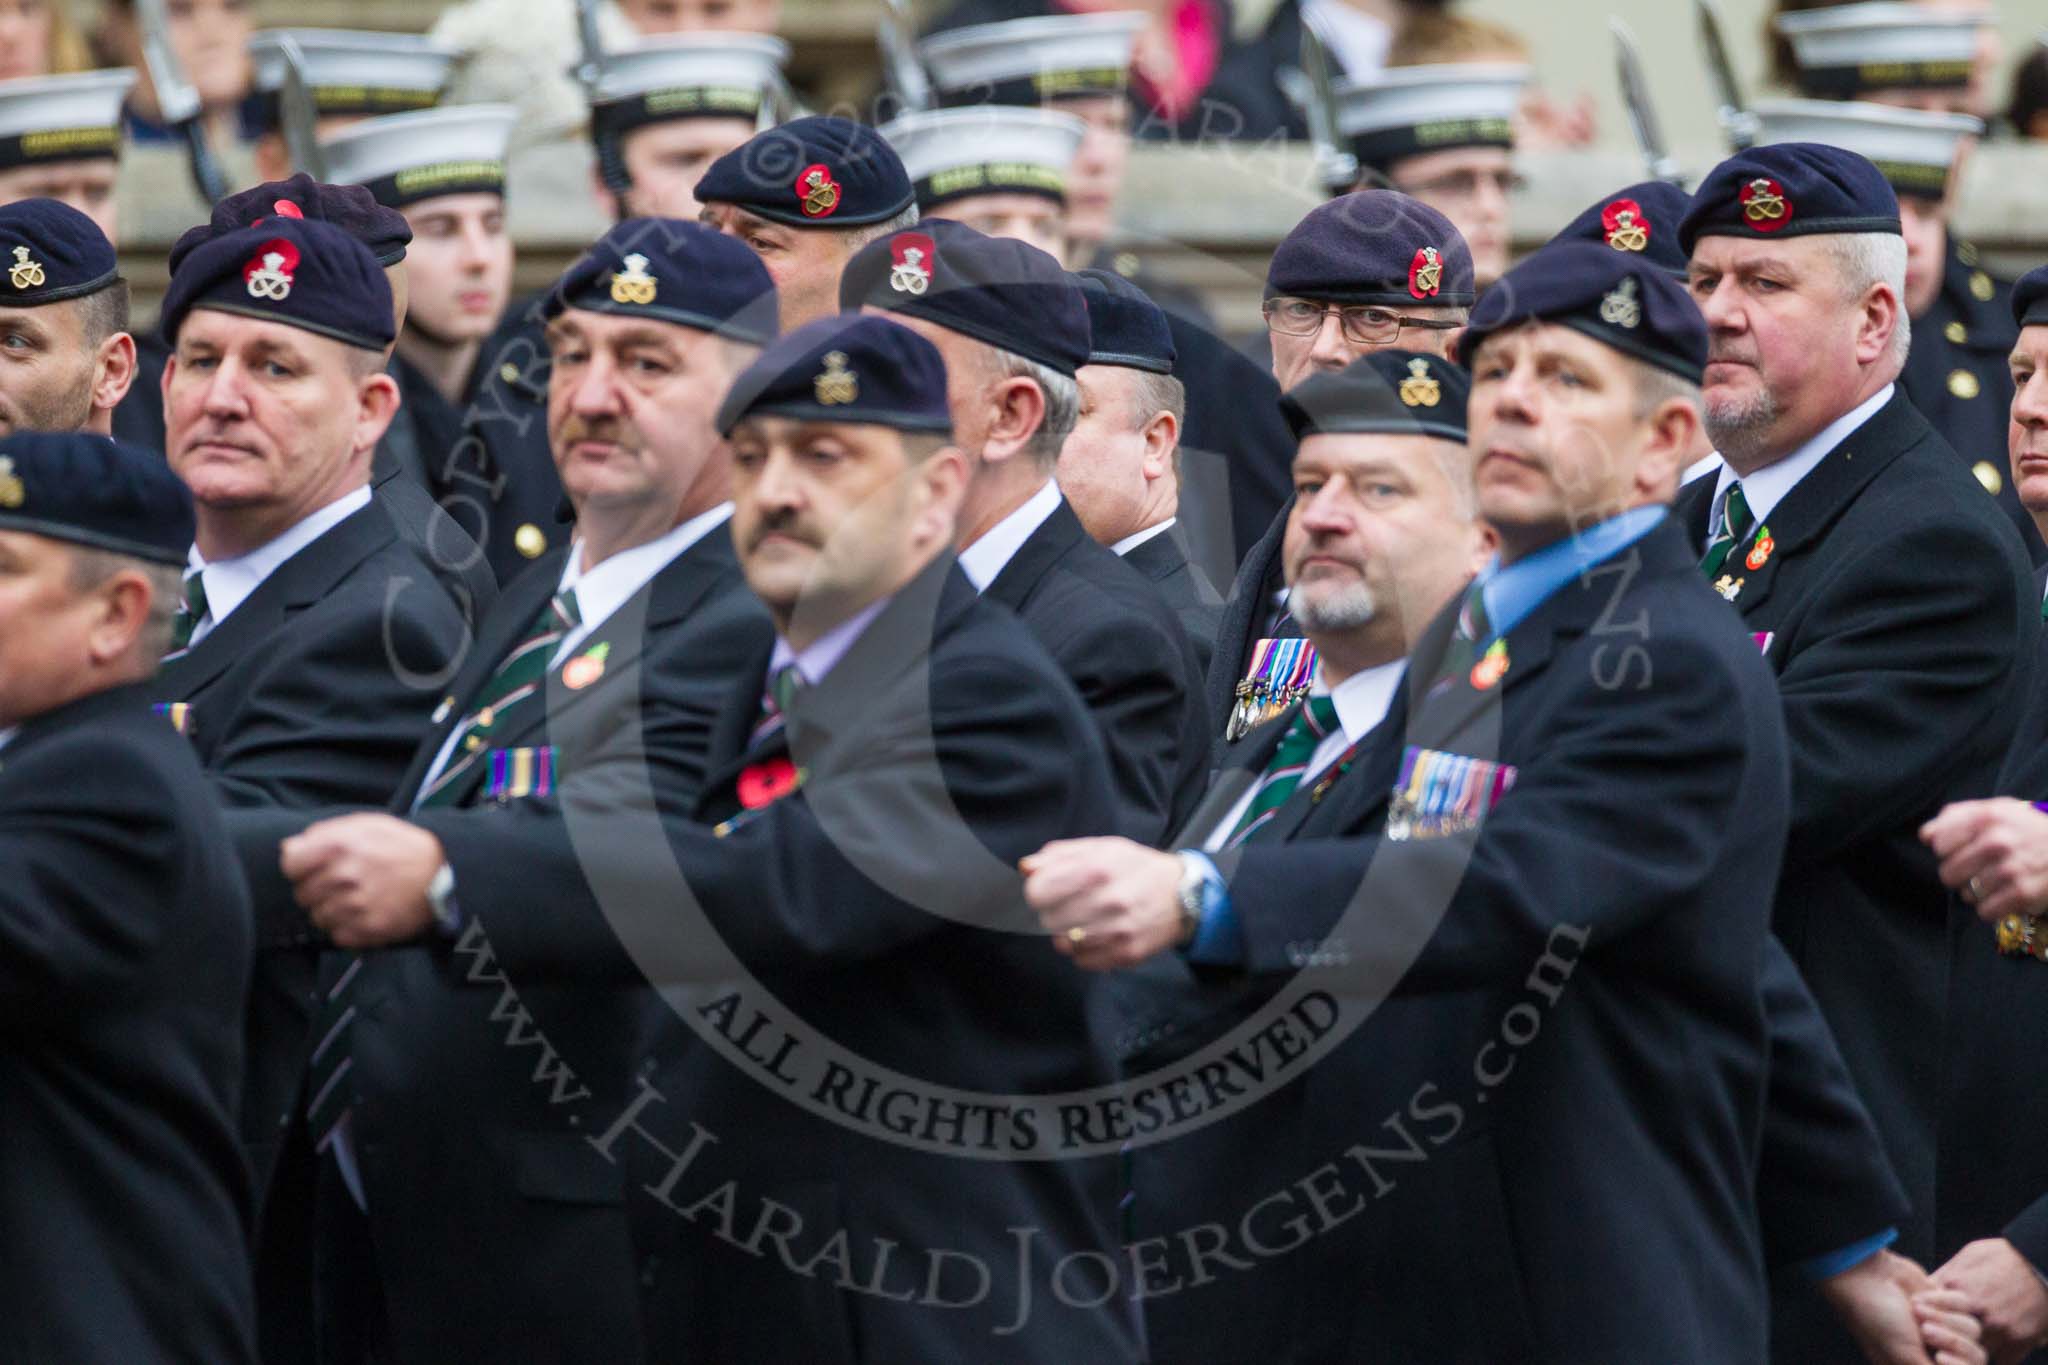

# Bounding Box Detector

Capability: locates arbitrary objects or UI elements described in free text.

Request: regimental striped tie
[304,956,363,1158]
[163,569,208,660]
[747,663,803,751]
[414,589,581,809]
[1222,694,1342,849]
[1700,481,1753,580]
[306,588,579,1159]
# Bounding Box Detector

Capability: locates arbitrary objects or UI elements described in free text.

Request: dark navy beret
[1461,241,1708,384]
[169,173,414,273]
[1679,143,1900,255]
[161,217,396,352]
[0,431,192,565]
[1553,181,1692,279]
[695,116,914,229]
[542,217,778,345]
[0,198,118,306]
[717,314,951,436]
[1281,349,1468,444]
[1073,268,1174,374]
[2016,266,2048,331]
[1265,191,1474,308]
[840,218,1089,376]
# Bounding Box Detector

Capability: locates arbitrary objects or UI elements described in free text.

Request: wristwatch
[1173,851,1210,947]
[426,862,462,936]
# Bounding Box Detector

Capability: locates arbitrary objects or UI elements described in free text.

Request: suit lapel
[529,527,745,735]
[1170,709,1293,845]
[697,555,975,816]
[416,529,750,809]
[1415,519,1693,744]
[981,497,1087,615]
[1702,391,1925,623]
[154,500,399,702]
[391,555,566,806]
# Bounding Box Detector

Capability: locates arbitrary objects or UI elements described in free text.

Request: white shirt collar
[766,595,892,689]
[553,502,732,660]
[1710,384,1894,531]
[0,725,16,751]
[1682,452,1725,487]
[185,485,373,639]
[1313,657,1405,745]
[1200,655,1405,853]
[958,478,1062,591]
[1110,517,1176,558]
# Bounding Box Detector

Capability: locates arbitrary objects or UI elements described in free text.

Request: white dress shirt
[1201,658,1406,851]
[551,503,732,664]
[1708,384,1895,536]
[182,486,373,645]
[957,478,1063,591]
[410,504,733,804]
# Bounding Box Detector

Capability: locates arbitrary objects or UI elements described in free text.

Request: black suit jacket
[1675,390,2034,1286]
[1186,518,1786,1361]
[1121,521,1224,675]
[155,497,469,1225]
[1900,238,2044,563]
[986,496,1209,845]
[422,557,1141,1362]
[282,525,771,1364]
[0,684,255,1365]
[1937,563,2048,1288]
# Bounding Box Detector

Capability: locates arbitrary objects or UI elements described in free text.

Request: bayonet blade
[878,0,933,115]
[274,33,328,181]
[134,0,227,202]
[572,0,605,98]
[1697,0,1759,151]
[1297,13,1357,195]
[1610,18,1683,186]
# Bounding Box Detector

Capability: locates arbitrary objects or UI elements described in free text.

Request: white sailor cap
[320,103,518,209]
[249,29,457,118]
[880,106,1084,210]
[1752,97,1982,200]
[587,32,789,140]
[918,11,1144,108]
[1333,63,1529,174]
[1774,3,1987,100]
[0,69,134,170]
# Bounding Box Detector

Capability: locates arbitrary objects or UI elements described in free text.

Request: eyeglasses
[1262,297,1462,345]
[1393,169,1528,202]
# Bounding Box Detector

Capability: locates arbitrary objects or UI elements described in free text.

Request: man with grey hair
[696,115,922,331]
[843,218,1208,846]
[1676,142,2033,1363]
[1061,268,1223,669]
[1207,190,1476,745]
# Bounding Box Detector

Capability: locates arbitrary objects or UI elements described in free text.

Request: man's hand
[1020,838,1188,971]
[1824,1249,1984,1365]
[1935,1238,2048,1363]
[1921,799,2048,923]
[282,813,445,950]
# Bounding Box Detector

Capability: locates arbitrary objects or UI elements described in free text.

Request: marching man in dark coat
[1023,242,1987,1364]
[0,431,256,1365]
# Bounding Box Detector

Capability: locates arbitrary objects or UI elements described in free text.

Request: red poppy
[737,757,802,809]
